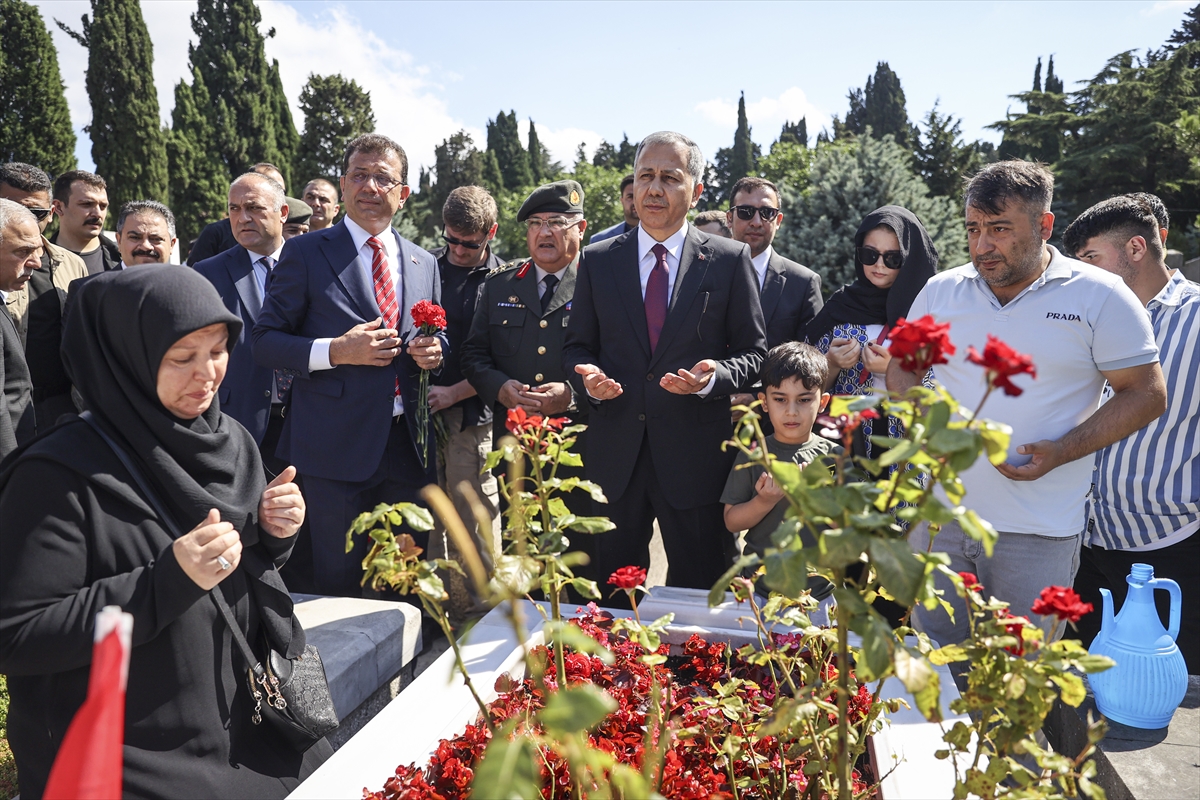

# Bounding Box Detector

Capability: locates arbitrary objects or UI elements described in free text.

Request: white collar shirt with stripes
[1088,270,1200,550]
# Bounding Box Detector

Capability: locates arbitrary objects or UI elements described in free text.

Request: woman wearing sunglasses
[805,205,938,459]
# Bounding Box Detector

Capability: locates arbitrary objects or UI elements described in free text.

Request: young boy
[721,342,842,604]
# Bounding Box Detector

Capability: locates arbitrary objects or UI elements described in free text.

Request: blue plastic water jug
[1088,563,1188,729]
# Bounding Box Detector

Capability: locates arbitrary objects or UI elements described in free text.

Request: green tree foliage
[0,0,77,174]
[56,0,168,206]
[167,67,227,245]
[914,102,982,202]
[996,56,1069,163]
[774,133,967,290]
[835,62,915,149]
[1164,2,1199,66]
[707,93,761,207]
[527,119,559,183]
[269,60,298,178]
[758,138,810,194]
[592,133,636,171]
[779,118,808,147]
[294,73,375,183]
[487,110,531,190]
[572,161,626,245]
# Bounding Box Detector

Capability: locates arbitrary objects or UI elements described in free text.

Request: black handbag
[80,412,338,750]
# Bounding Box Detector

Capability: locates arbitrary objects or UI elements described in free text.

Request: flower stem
[835,569,851,799]
[420,595,493,732]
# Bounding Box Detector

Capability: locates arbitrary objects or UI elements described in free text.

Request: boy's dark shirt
[432,245,504,430]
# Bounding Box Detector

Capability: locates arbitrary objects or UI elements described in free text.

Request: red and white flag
[44,605,133,800]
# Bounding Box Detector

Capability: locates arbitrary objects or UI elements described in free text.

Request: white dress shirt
[750,245,773,291]
[307,217,405,415]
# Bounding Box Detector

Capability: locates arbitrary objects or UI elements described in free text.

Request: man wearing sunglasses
[725,177,823,419]
[0,163,88,430]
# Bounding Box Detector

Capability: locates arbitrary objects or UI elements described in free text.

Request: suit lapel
[229,247,262,320]
[321,222,380,323]
[515,263,541,317]
[651,226,710,366]
[760,254,785,324]
[394,229,416,339]
[543,259,576,316]
[610,233,652,358]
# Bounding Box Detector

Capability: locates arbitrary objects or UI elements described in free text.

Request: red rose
[1030,585,1093,623]
[966,335,1036,397]
[607,566,647,590]
[997,611,1031,656]
[888,315,956,373]
[410,299,447,332]
[959,572,982,591]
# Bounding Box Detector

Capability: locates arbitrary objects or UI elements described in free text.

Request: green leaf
[815,529,870,569]
[574,479,609,503]
[707,553,761,606]
[925,401,950,433]
[557,450,583,468]
[396,503,436,531]
[1051,672,1087,707]
[565,515,617,534]
[877,438,921,468]
[471,725,543,800]
[893,647,935,695]
[928,644,969,665]
[955,508,998,558]
[913,669,943,722]
[544,621,614,664]
[869,537,924,607]
[979,421,1012,465]
[547,497,570,518]
[763,549,810,598]
[539,684,617,735]
[1075,654,1116,673]
[854,613,894,681]
[491,555,541,596]
[927,427,976,456]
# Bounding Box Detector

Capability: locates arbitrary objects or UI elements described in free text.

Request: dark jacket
[48,231,120,273]
[0,420,328,799]
[0,305,33,459]
[562,226,766,508]
[194,245,277,444]
[762,250,823,349]
[187,218,238,266]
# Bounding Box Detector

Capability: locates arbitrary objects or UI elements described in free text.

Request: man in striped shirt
[1065,195,1199,673]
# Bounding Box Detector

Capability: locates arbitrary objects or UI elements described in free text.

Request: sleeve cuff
[309,338,334,371]
[696,376,716,397]
[1096,352,1158,372]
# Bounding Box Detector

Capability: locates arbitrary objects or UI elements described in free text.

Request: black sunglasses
[441,230,489,250]
[28,207,53,222]
[856,246,903,270]
[731,205,779,222]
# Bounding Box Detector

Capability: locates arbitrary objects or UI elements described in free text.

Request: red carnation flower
[959,572,982,592]
[888,315,956,373]
[966,335,1036,397]
[506,407,539,435]
[607,566,647,591]
[1030,585,1093,623]
[410,299,447,331]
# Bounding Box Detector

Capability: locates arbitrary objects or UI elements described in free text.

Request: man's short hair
[0,197,37,242]
[964,160,1054,219]
[116,200,176,239]
[635,132,705,185]
[619,174,635,192]
[343,133,409,186]
[1062,195,1164,263]
[728,176,780,207]
[231,172,285,212]
[53,170,107,204]
[760,341,828,391]
[442,185,498,234]
[304,177,338,198]
[0,162,51,194]
[694,209,731,236]
[1125,192,1169,232]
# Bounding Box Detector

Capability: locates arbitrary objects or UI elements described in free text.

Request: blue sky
[35,0,1193,181]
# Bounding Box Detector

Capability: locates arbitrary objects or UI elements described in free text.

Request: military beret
[285,197,312,224]
[516,180,584,222]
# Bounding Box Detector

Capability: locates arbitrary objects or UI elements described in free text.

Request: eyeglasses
[731,205,779,222]
[523,216,581,233]
[28,207,53,222]
[856,246,904,270]
[442,230,490,250]
[343,172,403,192]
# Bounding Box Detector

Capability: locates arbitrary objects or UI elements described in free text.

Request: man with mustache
[0,199,38,459]
[50,170,120,274]
[888,160,1167,659]
[115,201,177,268]
[0,163,88,429]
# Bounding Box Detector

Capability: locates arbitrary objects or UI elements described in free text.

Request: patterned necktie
[260,256,295,400]
[645,243,669,352]
[541,273,559,313]
[365,236,402,401]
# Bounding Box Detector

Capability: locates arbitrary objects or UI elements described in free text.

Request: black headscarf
[61,265,265,542]
[805,205,939,345]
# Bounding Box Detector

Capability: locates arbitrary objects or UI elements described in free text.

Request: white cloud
[694,87,831,146]
[518,119,604,169]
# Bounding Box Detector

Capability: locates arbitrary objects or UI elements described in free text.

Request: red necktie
[366,236,402,400]
[645,243,669,352]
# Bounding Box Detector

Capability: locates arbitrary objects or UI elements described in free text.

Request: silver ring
[217,556,232,571]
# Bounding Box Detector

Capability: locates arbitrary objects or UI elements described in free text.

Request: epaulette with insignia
[488,259,525,277]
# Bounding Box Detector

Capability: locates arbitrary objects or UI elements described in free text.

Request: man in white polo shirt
[887,160,1166,650]
[1063,194,1199,674]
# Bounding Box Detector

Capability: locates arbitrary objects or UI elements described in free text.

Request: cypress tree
[729,92,757,185]
[56,0,168,206]
[591,140,617,168]
[294,73,375,183]
[616,134,637,170]
[486,110,531,190]
[863,62,911,147]
[1045,56,1064,94]
[780,119,808,147]
[0,0,77,174]
[527,119,557,183]
[167,67,227,246]
[269,60,298,185]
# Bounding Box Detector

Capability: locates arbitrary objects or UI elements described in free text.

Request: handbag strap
[79,411,267,679]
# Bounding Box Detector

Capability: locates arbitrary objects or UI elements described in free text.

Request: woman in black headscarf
[0,266,331,799]
[806,205,939,458]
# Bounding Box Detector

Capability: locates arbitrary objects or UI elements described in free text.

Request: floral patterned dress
[814,323,903,459]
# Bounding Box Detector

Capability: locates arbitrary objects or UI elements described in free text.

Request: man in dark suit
[563,131,767,595]
[193,172,290,468]
[725,176,823,416]
[253,134,446,598]
[187,163,285,265]
[0,199,38,459]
